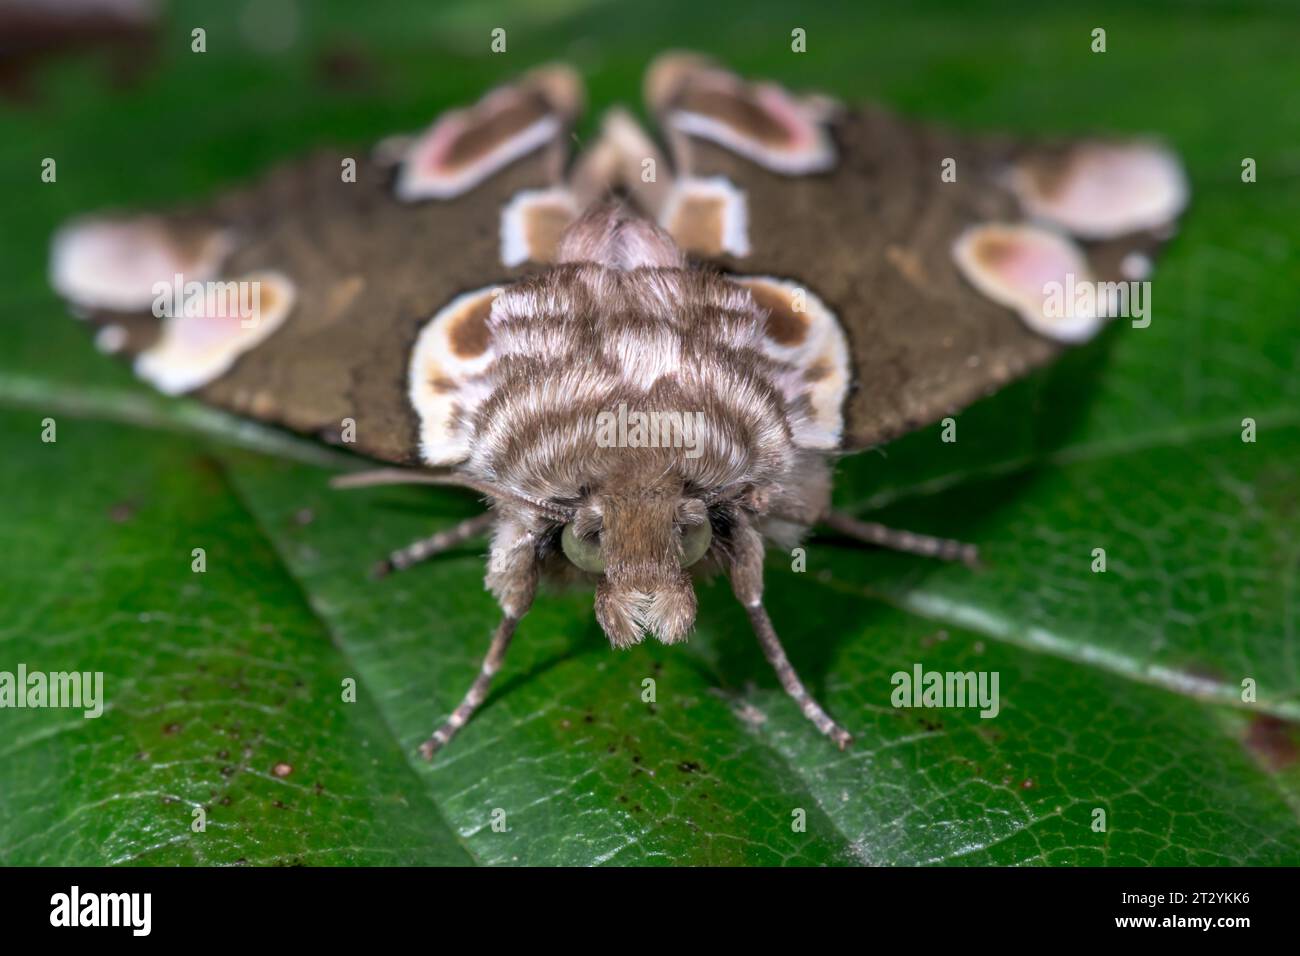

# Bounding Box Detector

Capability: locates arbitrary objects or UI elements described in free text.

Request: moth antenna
[330,468,476,490]
[419,610,525,759]
[373,512,495,578]
[823,511,980,568]
[331,469,575,522]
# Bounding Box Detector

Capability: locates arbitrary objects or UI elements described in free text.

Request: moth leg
[823,511,979,568]
[419,612,522,759]
[420,517,539,758]
[730,515,852,749]
[747,602,853,750]
[374,512,495,577]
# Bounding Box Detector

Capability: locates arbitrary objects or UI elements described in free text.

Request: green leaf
[2,0,1297,865]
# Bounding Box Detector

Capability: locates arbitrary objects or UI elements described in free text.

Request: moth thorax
[554,202,683,270]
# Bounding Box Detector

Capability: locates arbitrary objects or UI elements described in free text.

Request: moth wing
[49,66,584,466]
[645,54,1188,450]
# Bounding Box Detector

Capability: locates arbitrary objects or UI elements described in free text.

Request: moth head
[555,477,720,648]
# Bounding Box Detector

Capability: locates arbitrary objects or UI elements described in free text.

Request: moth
[49,53,1188,756]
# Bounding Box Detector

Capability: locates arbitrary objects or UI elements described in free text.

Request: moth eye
[561,523,605,574]
[678,521,713,568]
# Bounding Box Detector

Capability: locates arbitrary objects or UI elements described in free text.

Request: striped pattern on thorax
[462,263,804,505]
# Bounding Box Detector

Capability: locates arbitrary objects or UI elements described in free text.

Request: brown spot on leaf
[316,46,374,91]
[0,6,157,104]
[1245,715,1298,771]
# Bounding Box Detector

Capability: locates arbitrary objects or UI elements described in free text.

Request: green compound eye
[679,521,713,567]
[561,523,605,574]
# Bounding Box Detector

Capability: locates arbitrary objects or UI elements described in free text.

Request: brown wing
[644,54,1187,451]
[50,66,582,465]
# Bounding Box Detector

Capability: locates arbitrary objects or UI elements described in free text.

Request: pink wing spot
[169,281,275,350]
[1011,142,1188,239]
[395,67,580,202]
[953,223,1099,343]
[135,272,295,395]
[417,115,469,173]
[50,216,229,313]
[753,84,818,151]
[655,56,837,175]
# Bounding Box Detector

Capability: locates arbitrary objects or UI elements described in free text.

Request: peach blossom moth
[49,54,1188,755]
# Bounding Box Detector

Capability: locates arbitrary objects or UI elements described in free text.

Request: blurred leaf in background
[0,0,1297,865]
